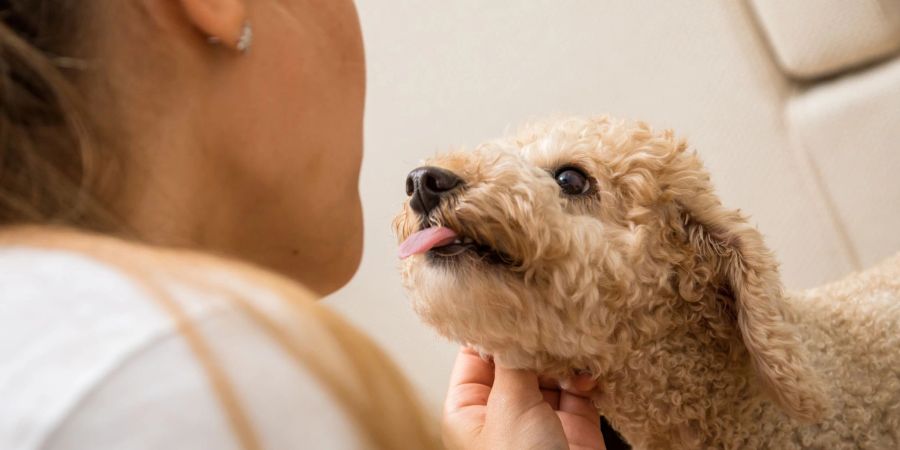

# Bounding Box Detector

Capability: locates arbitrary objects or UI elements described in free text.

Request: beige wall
[325,0,900,412]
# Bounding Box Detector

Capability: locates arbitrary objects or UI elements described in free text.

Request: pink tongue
[399,227,458,259]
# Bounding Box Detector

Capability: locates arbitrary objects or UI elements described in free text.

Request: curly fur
[394,117,900,449]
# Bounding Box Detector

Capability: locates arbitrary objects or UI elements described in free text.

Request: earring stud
[206,21,252,53]
[236,22,253,53]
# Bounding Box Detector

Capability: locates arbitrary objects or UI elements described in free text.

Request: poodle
[393,116,900,449]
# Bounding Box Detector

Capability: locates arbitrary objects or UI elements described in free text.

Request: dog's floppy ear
[670,156,829,422]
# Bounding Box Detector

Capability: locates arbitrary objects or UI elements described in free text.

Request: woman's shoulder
[0,227,364,450]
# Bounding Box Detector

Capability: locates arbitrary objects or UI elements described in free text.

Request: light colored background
[325,0,900,412]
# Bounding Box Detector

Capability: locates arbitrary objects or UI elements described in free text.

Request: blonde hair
[1,226,440,449]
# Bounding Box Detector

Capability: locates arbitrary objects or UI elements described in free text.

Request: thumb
[489,366,543,409]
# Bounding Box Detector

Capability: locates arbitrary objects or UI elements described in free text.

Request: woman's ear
[178,0,247,49]
[670,152,830,422]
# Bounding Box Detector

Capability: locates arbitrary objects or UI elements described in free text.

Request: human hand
[442,347,605,450]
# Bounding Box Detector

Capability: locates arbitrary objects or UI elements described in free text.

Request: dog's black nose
[406,166,462,215]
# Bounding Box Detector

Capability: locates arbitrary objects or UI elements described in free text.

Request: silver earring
[236,22,253,53]
[206,22,252,53]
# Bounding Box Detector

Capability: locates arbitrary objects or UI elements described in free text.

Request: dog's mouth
[399,226,516,266]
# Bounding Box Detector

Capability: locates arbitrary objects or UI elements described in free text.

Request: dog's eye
[555,168,590,195]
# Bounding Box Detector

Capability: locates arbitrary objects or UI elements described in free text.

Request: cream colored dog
[394,117,900,449]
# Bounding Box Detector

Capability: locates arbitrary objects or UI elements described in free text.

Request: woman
[0,1,605,449]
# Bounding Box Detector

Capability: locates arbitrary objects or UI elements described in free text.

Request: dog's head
[394,117,826,421]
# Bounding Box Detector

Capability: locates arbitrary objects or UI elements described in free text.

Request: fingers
[490,365,541,402]
[485,364,550,418]
[448,347,494,388]
[559,389,599,421]
[558,411,605,450]
[444,352,604,450]
[537,375,561,409]
[558,391,605,450]
[559,373,598,394]
[540,388,561,410]
[538,375,559,390]
[445,347,494,413]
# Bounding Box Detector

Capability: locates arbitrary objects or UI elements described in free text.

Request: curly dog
[394,116,900,449]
